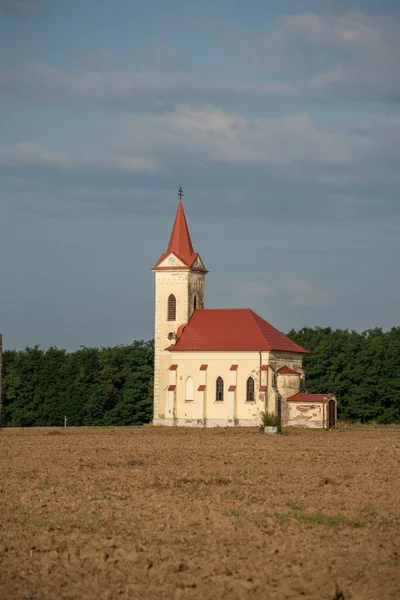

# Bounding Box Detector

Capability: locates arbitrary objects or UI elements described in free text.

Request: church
[152,193,337,429]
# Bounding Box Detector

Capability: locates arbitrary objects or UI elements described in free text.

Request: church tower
[152,192,207,421]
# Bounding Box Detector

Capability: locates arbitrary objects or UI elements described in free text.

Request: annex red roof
[153,200,206,271]
[170,309,309,353]
[287,393,333,403]
[277,366,302,375]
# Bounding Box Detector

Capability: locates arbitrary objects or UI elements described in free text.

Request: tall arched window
[246,377,255,402]
[185,376,195,402]
[193,295,197,311]
[216,377,224,402]
[167,294,176,321]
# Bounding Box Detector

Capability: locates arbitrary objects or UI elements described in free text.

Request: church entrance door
[328,399,336,428]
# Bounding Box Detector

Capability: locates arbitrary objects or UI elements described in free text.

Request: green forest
[1,327,399,426]
[1,341,154,427]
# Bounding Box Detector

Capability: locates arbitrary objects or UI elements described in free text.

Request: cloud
[190,12,400,101]
[231,278,272,302]
[78,49,114,70]
[80,150,160,174]
[0,141,159,173]
[277,13,400,99]
[1,105,399,222]
[317,174,360,187]
[0,12,398,105]
[0,61,294,105]
[282,278,330,308]
[0,142,69,168]
[282,12,398,81]
[1,105,386,175]
[0,0,40,18]
[113,104,375,167]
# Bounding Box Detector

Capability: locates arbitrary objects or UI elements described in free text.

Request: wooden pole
[0,333,2,431]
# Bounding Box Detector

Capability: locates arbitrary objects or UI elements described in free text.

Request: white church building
[152,194,336,429]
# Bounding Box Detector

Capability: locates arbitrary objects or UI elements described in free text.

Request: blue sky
[0,0,399,350]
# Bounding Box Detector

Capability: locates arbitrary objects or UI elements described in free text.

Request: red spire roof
[153,200,206,271]
[168,308,309,354]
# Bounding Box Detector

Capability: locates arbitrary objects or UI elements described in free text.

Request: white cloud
[113,105,375,167]
[79,150,160,174]
[0,12,398,104]
[196,12,400,100]
[317,174,359,187]
[0,141,159,174]
[78,49,114,70]
[0,61,293,103]
[274,13,400,97]
[2,106,399,176]
[231,278,272,302]
[0,142,69,168]
[282,278,330,308]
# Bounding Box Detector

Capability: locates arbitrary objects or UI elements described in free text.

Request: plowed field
[0,426,399,599]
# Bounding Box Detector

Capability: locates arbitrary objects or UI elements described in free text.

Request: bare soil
[0,426,399,600]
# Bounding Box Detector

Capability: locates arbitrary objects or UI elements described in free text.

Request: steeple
[153,197,207,272]
[152,190,207,422]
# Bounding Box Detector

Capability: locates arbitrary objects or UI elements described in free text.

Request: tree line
[1,341,154,427]
[1,327,399,426]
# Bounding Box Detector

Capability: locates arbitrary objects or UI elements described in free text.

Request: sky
[0,0,399,351]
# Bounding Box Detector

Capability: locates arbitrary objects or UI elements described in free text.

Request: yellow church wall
[155,346,307,427]
[156,351,271,426]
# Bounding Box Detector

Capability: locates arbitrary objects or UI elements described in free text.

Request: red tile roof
[177,325,186,339]
[287,393,333,403]
[230,364,238,371]
[153,200,206,271]
[259,385,267,392]
[200,364,208,370]
[167,385,176,391]
[228,385,236,391]
[198,385,206,391]
[170,309,309,353]
[169,364,178,371]
[277,366,302,375]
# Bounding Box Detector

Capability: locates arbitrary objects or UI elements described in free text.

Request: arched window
[216,377,224,402]
[193,295,197,311]
[246,377,255,402]
[185,376,195,402]
[167,294,176,321]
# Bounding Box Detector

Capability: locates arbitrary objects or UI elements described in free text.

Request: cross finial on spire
[178,186,184,200]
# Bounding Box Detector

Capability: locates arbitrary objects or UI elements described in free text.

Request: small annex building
[286,393,337,429]
[152,195,337,429]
